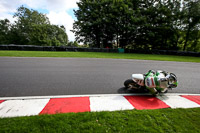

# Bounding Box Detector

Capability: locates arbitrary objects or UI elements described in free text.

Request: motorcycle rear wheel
[124,79,139,89]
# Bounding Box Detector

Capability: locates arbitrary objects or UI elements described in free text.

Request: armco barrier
[0,45,119,53]
[0,45,199,57]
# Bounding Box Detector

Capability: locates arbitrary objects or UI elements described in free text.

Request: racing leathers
[145,70,169,95]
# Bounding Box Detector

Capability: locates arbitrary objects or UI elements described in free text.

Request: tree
[0,19,11,44]
[12,6,50,45]
[6,5,68,46]
[72,0,139,48]
[73,0,200,51]
[67,41,79,47]
[182,0,200,51]
[72,0,104,48]
[29,24,68,46]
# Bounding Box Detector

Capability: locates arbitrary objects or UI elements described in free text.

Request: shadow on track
[117,87,148,94]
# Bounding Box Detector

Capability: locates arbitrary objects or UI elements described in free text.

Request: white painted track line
[0,93,149,100]
[1,93,200,100]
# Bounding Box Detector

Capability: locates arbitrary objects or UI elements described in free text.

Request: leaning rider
[145,70,178,96]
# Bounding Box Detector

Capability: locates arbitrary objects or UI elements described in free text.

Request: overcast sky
[0,0,80,41]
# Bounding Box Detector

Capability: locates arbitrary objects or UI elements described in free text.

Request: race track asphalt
[0,57,199,97]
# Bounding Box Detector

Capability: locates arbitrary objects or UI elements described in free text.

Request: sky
[0,0,80,41]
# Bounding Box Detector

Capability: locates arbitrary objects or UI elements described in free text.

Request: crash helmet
[167,73,178,88]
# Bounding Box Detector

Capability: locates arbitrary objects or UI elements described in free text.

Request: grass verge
[0,50,200,62]
[1,108,200,132]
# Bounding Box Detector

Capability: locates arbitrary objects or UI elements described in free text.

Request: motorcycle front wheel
[124,79,139,89]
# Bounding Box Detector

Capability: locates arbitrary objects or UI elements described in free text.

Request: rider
[145,70,178,96]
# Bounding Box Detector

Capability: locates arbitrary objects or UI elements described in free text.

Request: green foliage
[73,0,200,51]
[182,0,200,51]
[0,19,11,44]
[29,24,68,46]
[0,6,68,46]
[67,41,79,47]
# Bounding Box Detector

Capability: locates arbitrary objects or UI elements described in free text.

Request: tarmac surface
[0,57,200,97]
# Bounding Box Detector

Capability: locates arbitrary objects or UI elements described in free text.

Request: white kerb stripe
[0,99,50,118]
[157,95,200,109]
[90,96,134,112]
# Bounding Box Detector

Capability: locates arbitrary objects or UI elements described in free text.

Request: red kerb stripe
[0,100,5,104]
[124,95,170,110]
[40,97,90,114]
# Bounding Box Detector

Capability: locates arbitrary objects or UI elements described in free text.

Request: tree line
[0,6,69,46]
[72,0,200,52]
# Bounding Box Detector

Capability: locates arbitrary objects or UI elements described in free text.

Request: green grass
[0,50,200,62]
[1,108,200,132]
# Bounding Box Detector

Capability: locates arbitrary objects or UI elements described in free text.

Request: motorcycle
[124,70,176,94]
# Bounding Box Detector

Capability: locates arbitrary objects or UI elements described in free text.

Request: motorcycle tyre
[124,79,139,89]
